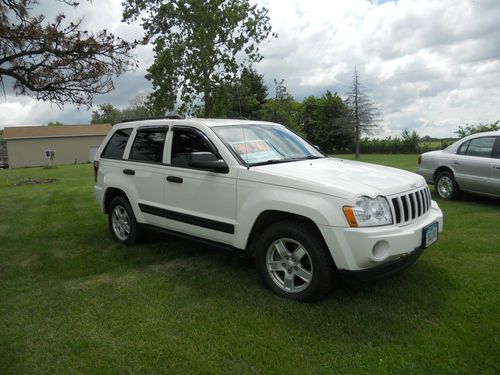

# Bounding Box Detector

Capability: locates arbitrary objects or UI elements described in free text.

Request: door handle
[453,161,460,165]
[493,166,500,170]
[167,176,183,183]
[123,169,135,175]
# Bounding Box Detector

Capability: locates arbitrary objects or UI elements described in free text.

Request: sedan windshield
[212,124,324,166]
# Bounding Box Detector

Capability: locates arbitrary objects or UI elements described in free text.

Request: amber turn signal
[343,206,358,227]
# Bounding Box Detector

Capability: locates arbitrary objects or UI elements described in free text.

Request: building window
[45,150,55,159]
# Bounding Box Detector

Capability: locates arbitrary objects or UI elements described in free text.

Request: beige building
[3,124,111,168]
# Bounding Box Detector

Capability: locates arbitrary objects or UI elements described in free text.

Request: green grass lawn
[1,156,499,374]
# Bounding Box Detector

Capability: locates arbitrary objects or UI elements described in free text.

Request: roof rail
[120,115,183,123]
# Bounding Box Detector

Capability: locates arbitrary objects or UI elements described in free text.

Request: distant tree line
[358,130,454,154]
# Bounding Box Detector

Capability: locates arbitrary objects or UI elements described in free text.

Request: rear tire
[435,171,461,200]
[255,220,337,302]
[108,196,142,246]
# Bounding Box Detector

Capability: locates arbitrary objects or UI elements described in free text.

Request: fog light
[372,240,389,261]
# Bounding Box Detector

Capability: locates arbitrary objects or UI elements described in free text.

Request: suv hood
[241,157,426,200]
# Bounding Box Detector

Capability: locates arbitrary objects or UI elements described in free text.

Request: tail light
[417,155,422,165]
[93,160,99,182]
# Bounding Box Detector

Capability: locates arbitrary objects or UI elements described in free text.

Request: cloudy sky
[1,0,499,138]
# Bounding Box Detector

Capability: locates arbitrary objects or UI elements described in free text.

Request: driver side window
[171,129,217,168]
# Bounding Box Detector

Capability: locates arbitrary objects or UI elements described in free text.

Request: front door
[162,127,237,245]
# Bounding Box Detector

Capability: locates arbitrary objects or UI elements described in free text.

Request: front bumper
[339,246,424,283]
[318,201,443,272]
[416,167,434,184]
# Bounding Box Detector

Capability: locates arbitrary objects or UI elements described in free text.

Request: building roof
[3,124,112,140]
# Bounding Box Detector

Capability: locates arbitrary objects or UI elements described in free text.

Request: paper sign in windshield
[230,140,283,164]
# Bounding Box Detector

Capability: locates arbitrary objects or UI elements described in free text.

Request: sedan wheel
[435,171,461,200]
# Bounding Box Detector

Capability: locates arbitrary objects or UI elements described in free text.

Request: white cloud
[1,0,500,138]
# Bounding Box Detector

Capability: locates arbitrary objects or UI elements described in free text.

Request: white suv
[94,117,443,301]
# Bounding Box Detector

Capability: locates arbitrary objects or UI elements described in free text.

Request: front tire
[108,196,142,246]
[255,220,337,302]
[435,171,461,200]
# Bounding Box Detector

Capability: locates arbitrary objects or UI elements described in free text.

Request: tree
[91,95,151,124]
[211,67,268,119]
[455,121,499,138]
[0,0,138,107]
[122,0,274,117]
[47,121,64,126]
[91,104,122,124]
[261,79,302,134]
[401,129,420,153]
[302,91,354,153]
[345,67,382,158]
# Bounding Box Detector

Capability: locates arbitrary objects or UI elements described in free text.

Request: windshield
[212,124,324,166]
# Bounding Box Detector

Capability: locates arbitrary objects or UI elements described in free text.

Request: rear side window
[457,141,470,155]
[101,128,132,159]
[464,137,496,158]
[129,127,168,163]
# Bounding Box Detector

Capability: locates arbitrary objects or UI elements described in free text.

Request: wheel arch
[433,166,455,184]
[245,210,332,260]
[103,187,129,214]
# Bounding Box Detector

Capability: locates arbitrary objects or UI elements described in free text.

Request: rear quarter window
[101,128,133,159]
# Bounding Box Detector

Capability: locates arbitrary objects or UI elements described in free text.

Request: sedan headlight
[343,196,393,227]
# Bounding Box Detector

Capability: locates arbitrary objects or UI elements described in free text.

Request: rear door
[125,125,169,227]
[161,126,237,245]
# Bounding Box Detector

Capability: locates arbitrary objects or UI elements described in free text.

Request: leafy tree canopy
[302,91,353,153]
[91,95,151,124]
[0,0,138,107]
[210,67,268,119]
[122,0,274,117]
[261,79,302,134]
[455,121,499,138]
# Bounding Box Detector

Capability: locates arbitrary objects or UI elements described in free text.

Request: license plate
[422,222,438,249]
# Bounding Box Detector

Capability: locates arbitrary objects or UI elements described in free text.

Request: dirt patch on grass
[146,257,200,275]
[8,177,56,186]
[14,254,39,268]
[64,272,140,291]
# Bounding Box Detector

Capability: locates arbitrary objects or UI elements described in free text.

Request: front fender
[234,181,349,249]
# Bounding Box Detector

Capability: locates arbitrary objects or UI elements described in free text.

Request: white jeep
[94,117,443,301]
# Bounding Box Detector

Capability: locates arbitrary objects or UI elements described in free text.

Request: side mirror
[188,152,229,173]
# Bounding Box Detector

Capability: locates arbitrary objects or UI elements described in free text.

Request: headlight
[343,196,393,227]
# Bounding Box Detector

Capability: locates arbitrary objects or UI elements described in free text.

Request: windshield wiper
[248,156,323,167]
[300,155,323,160]
[248,159,295,167]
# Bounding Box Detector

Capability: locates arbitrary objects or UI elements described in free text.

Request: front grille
[389,186,431,225]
